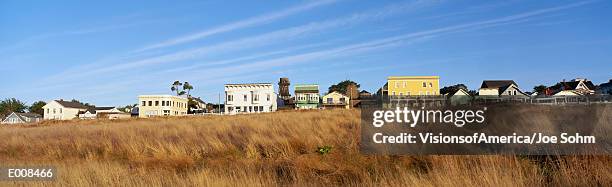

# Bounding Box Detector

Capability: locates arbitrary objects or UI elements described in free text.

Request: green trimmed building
[294,84,320,109]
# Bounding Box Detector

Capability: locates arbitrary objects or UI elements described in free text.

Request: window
[422,82,426,87]
[162,101,166,106]
[403,82,407,88]
[259,106,263,111]
[46,109,49,114]
[399,92,403,96]
[407,92,411,96]
[254,106,259,112]
[148,101,152,106]
[227,95,233,102]
[155,101,159,106]
[244,95,247,102]
[429,83,433,87]
[254,94,259,101]
[53,109,56,114]
[142,101,146,106]
[267,94,271,101]
[395,82,400,88]
[60,108,62,113]
[392,91,396,96]
[339,98,346,104]
[327,98,333,104]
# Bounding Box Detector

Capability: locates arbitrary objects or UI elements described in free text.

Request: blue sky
[1,0,611,106]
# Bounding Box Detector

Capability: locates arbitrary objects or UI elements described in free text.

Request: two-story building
[42,100,89,120]
[382,76,440,96]
[322,91,350,109]
[294,84,320,109]
[224,83,277,114]
[138,95,188,118]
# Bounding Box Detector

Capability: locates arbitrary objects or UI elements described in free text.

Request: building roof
[548,80,596,91]
[95,107,116,110]
[17,112,42,118]
[55,100,89,109]
[4,112,42,123]
[324,91,348,97]
[448,88,470,97]
[192,97,206,104]
[295,84,319,92]
[480,80,517,89]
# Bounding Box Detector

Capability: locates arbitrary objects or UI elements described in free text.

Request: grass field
[0,109,610,186]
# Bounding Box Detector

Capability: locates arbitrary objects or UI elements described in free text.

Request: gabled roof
[549,80,596,91]
[480,80,517,89]
[448,88,470,97]
[324,91,348,97]
[95,107,116,110]
[4,112,42,123]
[360,90,371,94]
[192,97,206,104]
[55,100,89,109]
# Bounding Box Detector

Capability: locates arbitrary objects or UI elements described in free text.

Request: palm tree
[171,80,183,96]
[183,82,194,97]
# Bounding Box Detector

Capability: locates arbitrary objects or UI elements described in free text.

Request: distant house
[478,80,529,98]
[294,84,320,109]
[42,100,89,120]
[597,79,612,95]
[138,95,188,118]
[545,78,596,96]
[190,97,206,113]
[1,112,42,124]
[359,90,373,99]
[322,91,350,109]
[446,89,471,106]
[79,107,130,119]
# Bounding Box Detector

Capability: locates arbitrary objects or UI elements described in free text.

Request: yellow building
[322,91,350,109]
[138,95,188,118]
[384,76,440,96]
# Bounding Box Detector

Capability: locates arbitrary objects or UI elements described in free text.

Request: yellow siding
[387,76,440,96]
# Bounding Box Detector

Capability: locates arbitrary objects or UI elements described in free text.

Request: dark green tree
[0,98,27,116]
[533,85,547,94]
[28,101,47,115]
[328,80,360,95]
[440,84,468,95]
[183,82,194,97]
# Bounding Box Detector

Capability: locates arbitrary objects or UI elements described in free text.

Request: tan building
[138,95,188,118]
[322,91,350,109]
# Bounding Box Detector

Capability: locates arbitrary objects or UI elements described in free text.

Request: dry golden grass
[0,109,610,186]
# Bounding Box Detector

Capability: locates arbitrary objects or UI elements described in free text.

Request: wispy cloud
[44,0,434,81]
[134,0,339,52]
[180,0,596,78]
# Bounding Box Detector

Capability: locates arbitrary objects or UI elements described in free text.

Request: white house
[224,83,277,114]
[78,107,130,119]
[42,100,89,120]
[478,80,529,98]
[1,112,42,124]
